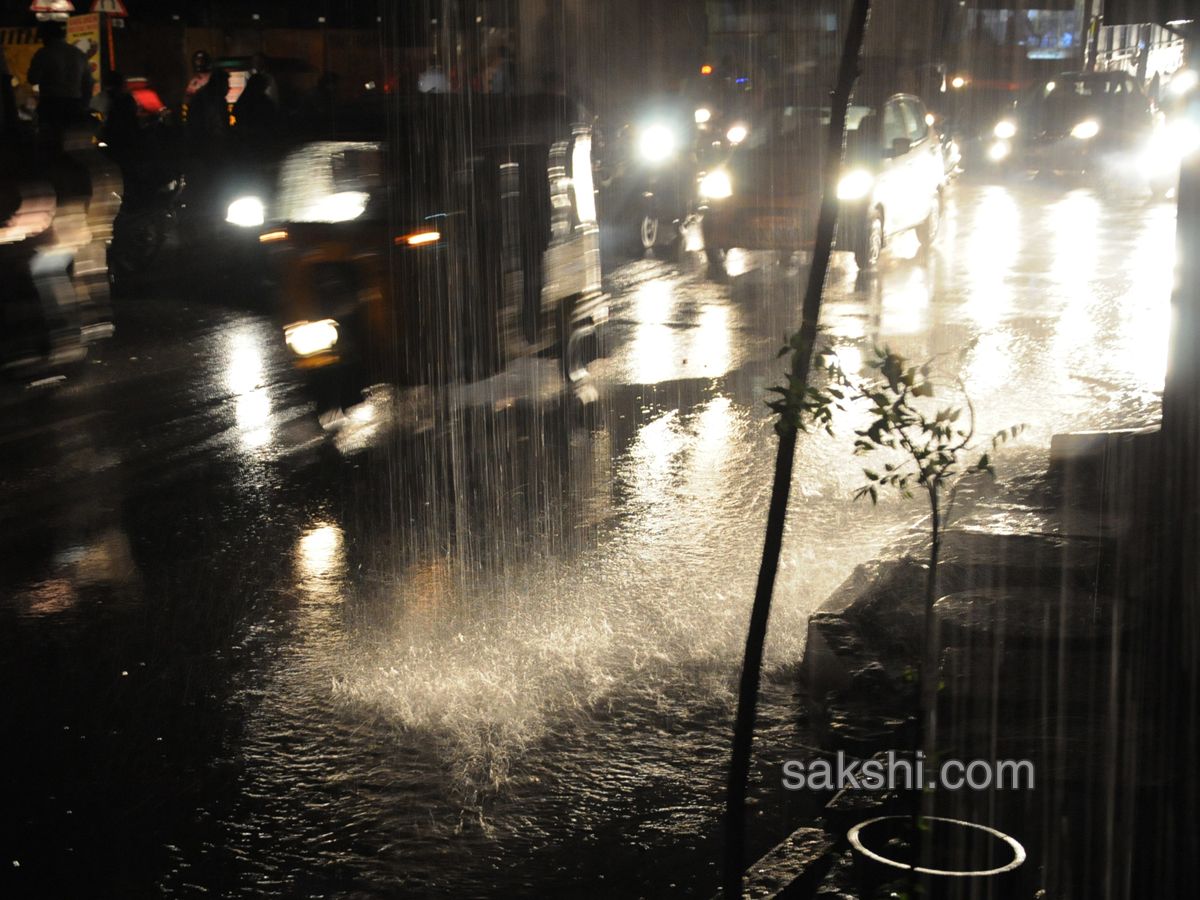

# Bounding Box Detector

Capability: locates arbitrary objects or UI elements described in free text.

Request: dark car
[699,92,945,275]
[261,94,607,413]
[986,72,1155,178]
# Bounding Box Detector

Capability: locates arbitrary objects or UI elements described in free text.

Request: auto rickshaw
[261,94,607,412]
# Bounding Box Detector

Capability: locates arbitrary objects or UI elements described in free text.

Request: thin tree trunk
[722,2,872,896]
[920,488,941,869]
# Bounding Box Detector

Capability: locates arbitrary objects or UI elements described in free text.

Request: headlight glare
[694,107,712,124]
[303,191,369,223]
[226,196,265,227]
[285,319,339,357]
[726,124,748,144]
[639,125,675,162]
[988,141,1011,161]
[993,120,1016,139]
[1071,120,1100,139]
[836,169,873,200]
[699,170,732,199]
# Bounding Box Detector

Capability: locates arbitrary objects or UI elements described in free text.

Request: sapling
[847,344,1024,827]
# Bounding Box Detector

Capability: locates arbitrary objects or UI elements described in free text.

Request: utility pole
[1083,0,1103,71]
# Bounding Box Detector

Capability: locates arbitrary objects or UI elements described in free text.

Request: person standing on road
[26,20,93,150]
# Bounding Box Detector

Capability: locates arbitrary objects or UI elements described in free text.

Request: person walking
[26,20,93,150]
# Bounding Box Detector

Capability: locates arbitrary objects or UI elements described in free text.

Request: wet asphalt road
[0,174,1178,898]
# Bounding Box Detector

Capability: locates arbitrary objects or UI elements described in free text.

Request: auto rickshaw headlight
[227,196,265,227]
[303,191,369,223]
[699,170,732,199]
[285,319,339,356]
[639,125,675,163]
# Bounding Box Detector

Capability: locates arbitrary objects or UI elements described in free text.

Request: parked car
[261,94,607,413]
[699,91,946,275]
[985,72,1156,179]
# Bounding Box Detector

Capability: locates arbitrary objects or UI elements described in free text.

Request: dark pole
[721,1,872,897]
[1155,113,1200,900]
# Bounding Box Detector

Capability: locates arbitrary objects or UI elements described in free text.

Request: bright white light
[1046,81,1056,92]
[726,124,748,144]
[303,191,368,223]
[572,131,597,223]
[988,141,1011,161]
[994,120,1016,139]
[699,170,732,199]
[639,125,675,162]
[837,169,873,200]
[694,107,711,124]
[1071,120,1100,139]
[226,196,265,227]
[1170,69,1198,96]
[284,319,339,356]
[1142,119,1200,175]
[951,76,966,89]
[925,112,935,126]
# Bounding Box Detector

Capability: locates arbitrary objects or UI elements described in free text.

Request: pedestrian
[100,70,140,166]
[26,19,93,151]
[233,72,275,157]
[187,67,230,153]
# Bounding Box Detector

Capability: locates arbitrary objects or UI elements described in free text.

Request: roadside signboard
[90,0,127,16]
[66,12,101,95]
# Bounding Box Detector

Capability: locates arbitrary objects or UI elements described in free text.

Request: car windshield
[1026,75,1136,119]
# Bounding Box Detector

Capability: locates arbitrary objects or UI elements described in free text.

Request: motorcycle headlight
[699,170,732,199]
[1071,120,1100,140]
[993,120,1016,140]
[284,319,339,357]
[726,124,748,144]
[694,107,712,124]
[226,196,265,227]
[836,169,873,201]
[639,125,675,163]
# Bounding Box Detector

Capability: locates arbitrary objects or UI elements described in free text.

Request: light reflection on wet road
[0,177,1176,898]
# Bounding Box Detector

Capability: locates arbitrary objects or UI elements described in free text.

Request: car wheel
[640,214,659,249]
[855,212,883,270]
[915,194,939,247]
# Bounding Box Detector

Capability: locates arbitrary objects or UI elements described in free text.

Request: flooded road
[0,176,1176,898]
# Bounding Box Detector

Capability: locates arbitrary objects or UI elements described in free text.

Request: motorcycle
[108,170,184,280]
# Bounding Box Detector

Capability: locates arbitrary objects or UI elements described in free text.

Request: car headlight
[993,120,1016,140]
[1170,69,1198,97]
[836,169,873,200]
[639,125,675,163]
[694,107,711,124]
[726,124,748,144]
[699,170,732,199]
[1071,120,1100,140]
[226,196,265,227]
[284,319,339,356]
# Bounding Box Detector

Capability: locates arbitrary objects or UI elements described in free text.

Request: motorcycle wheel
[111,209,168,274]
